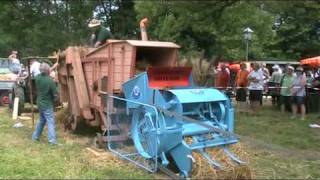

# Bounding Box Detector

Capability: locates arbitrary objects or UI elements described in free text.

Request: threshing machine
[105,66,243,177]
[57,18,245,178]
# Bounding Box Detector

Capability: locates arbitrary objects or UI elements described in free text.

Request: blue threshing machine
[106,66,244,177]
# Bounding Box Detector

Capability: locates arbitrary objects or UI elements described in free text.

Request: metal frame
[106,95,159,173]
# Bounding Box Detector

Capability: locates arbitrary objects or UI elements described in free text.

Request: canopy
[228,64,240,72]
[300,56,320,67]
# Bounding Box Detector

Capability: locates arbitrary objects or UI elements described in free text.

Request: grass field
[0,108,151,179]
[235,104,320,179]
[0,103,319,179]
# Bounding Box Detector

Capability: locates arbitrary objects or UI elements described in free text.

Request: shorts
[291,96,305,105]
[279,95,291,106]
[236,88,247,102]
[249,90,262,101]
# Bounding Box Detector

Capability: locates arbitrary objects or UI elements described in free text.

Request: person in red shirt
[235,63,249,112]
[214,64,230,93]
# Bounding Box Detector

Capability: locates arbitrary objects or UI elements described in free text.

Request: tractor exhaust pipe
[140,18,148,41]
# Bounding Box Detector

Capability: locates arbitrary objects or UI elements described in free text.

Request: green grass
[235,104,320,179]
[0,108,152,179]
[1,103,320,179]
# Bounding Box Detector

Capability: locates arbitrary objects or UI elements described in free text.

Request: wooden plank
[58,65,68,76]
[114,54,133,65]
[113,65,131,73]
[70,47,94,119]
[130,47,137,77]
[68,79,81,116]
[82,57,109,63]
[59,83,69,102]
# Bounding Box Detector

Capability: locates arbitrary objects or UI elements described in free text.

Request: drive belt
[156,107,238,140]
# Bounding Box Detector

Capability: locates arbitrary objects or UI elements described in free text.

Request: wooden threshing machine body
[58,40,180,140]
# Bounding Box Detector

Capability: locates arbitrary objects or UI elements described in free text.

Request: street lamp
[243,27,254,61]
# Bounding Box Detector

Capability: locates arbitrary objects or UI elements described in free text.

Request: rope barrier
[213,86,320,91]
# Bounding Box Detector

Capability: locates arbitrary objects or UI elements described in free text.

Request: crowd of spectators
[214,62,320,120]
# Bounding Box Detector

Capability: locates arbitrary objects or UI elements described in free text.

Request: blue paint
[118,72,240,177]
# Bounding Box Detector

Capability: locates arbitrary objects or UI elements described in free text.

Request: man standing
[8,50,21,74]
[291,66,306,120]
[269,65,283,106]
[88,19,112,47]
[214,63,230,93]
[279,66,294,113]
[247,63,264,115]
[32,63,58,145]
[235,63,249,113]
[30,59,41,78]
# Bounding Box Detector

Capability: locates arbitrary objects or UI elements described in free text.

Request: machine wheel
[131,107,158,159]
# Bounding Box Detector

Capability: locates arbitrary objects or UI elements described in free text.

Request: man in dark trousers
[88,19,112,47]
[31,62,58,144]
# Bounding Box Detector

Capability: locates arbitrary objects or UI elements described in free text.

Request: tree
[135,1,276,61]
[264,1,320,59]
[0,0,95,57]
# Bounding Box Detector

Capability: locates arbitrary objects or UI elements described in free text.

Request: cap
[272,65,280,69]
[288,66,294,70]
[88,19,101,28]
[296,66,303,71]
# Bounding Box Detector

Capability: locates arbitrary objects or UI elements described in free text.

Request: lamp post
[243,27,254,61]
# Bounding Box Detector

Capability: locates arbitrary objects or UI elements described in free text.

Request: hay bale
[191,143,253,179]
[55,106,69,124]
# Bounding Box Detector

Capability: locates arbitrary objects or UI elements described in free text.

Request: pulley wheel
[131,107,158,159]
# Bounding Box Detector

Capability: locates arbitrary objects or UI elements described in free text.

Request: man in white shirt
[30,59,41,77]
[247,63,264,115]
[8,50,21,74]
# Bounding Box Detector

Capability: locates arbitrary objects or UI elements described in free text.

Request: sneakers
[13,122,24,128]
[309,124,320,128]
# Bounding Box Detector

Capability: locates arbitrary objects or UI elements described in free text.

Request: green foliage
[0,0,137,57]
[135,1,320,61]
[94,0,137,39]
[0,1,95,56]
[264,1,320,59]
[0,0,319,61]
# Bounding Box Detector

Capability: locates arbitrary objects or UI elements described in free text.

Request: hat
[287,66,294,70]
[296,66,303,71]
[88,19,101,28]
[272,65,280,69]
[12,50,18,54]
